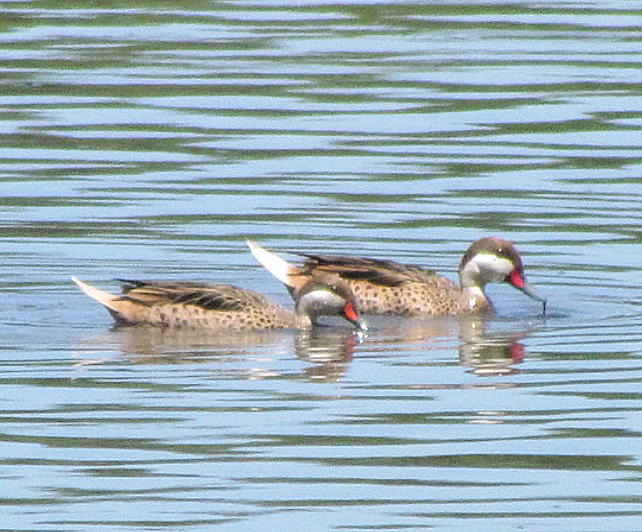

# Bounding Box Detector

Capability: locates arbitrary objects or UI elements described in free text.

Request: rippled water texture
[1,1,642,531]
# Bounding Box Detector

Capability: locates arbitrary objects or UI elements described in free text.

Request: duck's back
[118,281,295,330]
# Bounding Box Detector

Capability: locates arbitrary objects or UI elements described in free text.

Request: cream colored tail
[71,276,138,324]
[72,276,119,308]
[246,240,307,293]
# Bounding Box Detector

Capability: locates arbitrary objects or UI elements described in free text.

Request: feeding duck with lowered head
[72,273,367,332]
[246,237,547,317]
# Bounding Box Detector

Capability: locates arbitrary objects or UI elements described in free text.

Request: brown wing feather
[118,280,269,312]
[297,254,441,287]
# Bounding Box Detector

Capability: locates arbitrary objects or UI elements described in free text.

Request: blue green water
[1,1,642,531]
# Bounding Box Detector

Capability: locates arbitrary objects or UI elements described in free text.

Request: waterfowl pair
[72,274,366,332]
[247,237,546,316]
[73,237,545,331]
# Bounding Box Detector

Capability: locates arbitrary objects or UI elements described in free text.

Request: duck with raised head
[71,273,367,331]
[247,237,546,316]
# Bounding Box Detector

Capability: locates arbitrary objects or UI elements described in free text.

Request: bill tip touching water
[247,236,547,317]
[71,274,367,332]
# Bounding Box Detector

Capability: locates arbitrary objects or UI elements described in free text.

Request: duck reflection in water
[73,314,532,380]
[363,315,533,377]
[294,328,362,382]
[72,324,363,383]
[457,318,527,377]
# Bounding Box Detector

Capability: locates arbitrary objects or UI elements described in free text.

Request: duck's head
[459,237,547,312]
[294,274,367,331]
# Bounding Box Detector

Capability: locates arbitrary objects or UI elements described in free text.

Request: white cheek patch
[469,253,514,283]
[297,289,343,316]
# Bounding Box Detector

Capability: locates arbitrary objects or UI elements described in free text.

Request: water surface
[1,1,642,531]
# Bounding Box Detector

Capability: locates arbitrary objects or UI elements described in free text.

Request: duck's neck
[294,291,322,329]
[458,259,492,313]
[293,312,314,328]
[459,285,491,313]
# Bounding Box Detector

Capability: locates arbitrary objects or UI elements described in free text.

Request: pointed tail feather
[71,276,119,307]
[246,240,308,293]
[71,276,139,324]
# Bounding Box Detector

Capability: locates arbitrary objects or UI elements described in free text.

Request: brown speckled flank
[248,237,547,317]
[339,269,461,316]
[72,274,366,331]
